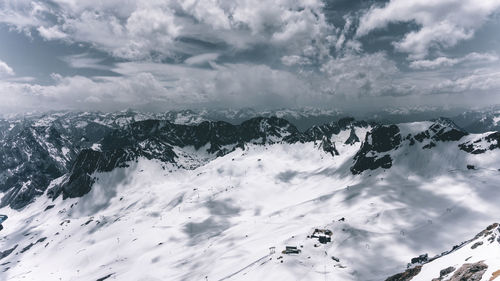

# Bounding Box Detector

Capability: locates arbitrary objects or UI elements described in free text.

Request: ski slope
[1,124,500,281]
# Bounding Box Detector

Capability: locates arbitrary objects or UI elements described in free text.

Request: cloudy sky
[0,0,500,113]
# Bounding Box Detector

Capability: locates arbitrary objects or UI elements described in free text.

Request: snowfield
[1,125,500,281]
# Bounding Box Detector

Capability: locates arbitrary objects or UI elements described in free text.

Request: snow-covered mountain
[0,111,364,209]
[1,112,500,281]
[386,223,500,281]
[451,108,500,134]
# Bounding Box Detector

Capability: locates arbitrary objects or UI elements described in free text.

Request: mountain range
[0,109,500,280]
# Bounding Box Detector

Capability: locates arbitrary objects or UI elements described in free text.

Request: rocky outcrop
[407,118,468,149]
[318,136,339,156]
[385,265,422,281]
[446,261,487,281]
[305,117,371,141]
[429,118,468,142]
[0,111,492,208]
[351,125,401,174]
[345,127,360,145]
[386,223,500,281]
[459,132,500,154]
[1,112,375,207]
[48,117,306,200]
[0,244,17,260]
[431,266,456,281]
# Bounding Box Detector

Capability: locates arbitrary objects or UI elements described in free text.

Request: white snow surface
[411,224,500,281]
[1,127,500,280]
[493,116,500,126]
[397,121,434,138]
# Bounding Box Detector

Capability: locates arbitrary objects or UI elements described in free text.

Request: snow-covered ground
[409,223,500,281]
[1,127,500,281]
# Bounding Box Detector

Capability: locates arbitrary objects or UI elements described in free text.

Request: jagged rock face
[0,115,115,209]
[429,118,468,142]
[349,118,469,175]
[445,262,487,281]
[0,111,489,208]
[2,112,372,208]
[459,132,500,154]
[407,118,468,149]
[0,124,69,209]
[238,117,305,144]
[385,265,422,281]
[48,117,306,200]
[305,117,370,141]
[47,147,149,199]
[318,136,339,156]
[351,125,401,174]
[345,127,360,145]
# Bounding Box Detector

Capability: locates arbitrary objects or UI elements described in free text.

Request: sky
[0,0,500,113]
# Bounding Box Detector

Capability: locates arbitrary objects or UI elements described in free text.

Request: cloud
[37,25,67,40]
[357,0,500,59]
[0,0,48,32]
[61,53,110,70]
[184,53,220,66]
[0,60,15,76]
[281,55,311,66]
[0,61,313,113]
[0,73,170,113]
[1,57,400,113]
[2,58,500,113]
[111,62,316,108]
[0,0,334,62]
[431,67,500,94]
[410,52,499,70]
[320,52,402,97]
[2,0,500,113]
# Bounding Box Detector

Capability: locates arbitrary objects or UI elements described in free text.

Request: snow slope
[1,123,500,280]
[387,223,500,281]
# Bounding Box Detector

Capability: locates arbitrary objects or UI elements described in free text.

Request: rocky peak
[48,117,306,200]
[459,131,500,154]
[305,117,371,141]
[344,127,360,145]
[318,135,339,156]
[350,125,401,174]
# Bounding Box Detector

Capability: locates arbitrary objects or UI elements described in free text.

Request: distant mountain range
[1,109,500,280]
[2,107,500,210]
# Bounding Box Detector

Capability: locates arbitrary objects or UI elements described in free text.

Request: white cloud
[61,53,110,70]
[410,52,499,70]
[0,0,334,62]
[111,62,316,108]
[2,0,500,112]
[0,0,48,32]
[0,73,170,113]
[0,62,313,113]
[37,25,67,40]
[320,52,401,97]
[2,58,500,113]
[0,60,15,76]
[178,0,231,30]
[357,0,500,59]
[431,67,500,94]
[185,53,220,66]
[281,55,311,66]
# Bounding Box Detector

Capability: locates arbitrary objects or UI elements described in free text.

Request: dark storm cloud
[0,0,499,113]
